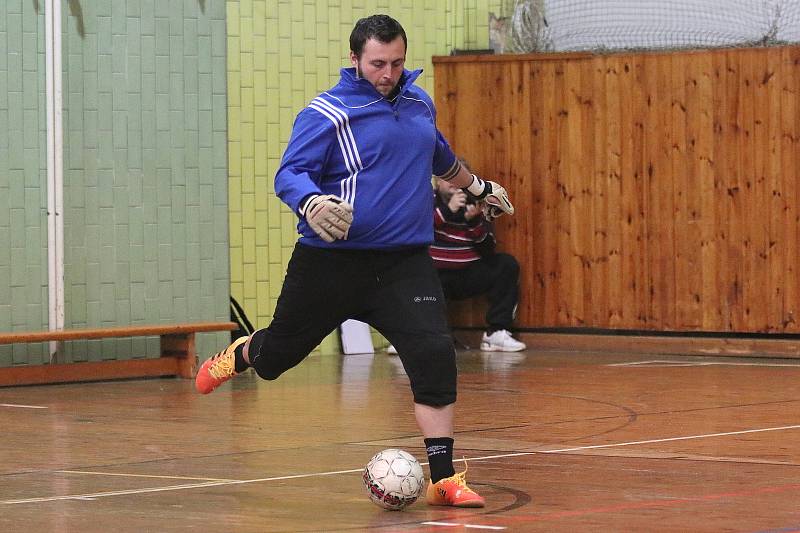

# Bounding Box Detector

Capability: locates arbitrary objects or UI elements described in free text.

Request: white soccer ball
[362,448,425,511]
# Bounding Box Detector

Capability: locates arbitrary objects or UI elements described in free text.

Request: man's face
[350,36,406,97]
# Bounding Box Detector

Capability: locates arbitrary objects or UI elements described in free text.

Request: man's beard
[356,63,399,97]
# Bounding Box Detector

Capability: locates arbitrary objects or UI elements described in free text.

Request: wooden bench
[0,321,237,387]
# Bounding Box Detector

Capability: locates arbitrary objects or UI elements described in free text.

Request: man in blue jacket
[196,14,514,508]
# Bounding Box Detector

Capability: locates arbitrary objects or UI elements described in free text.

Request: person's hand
[447,190,467,213]
[464,175,515,219]
[464,203,482,221]
[301,194,354,243]
[479,181,515,220]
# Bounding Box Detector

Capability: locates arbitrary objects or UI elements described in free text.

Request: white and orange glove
[463,174,515,221]
[299,194,354,243]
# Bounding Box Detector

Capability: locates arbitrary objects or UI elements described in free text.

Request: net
[504,0,800,53]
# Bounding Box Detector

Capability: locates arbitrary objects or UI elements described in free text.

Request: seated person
[429,175,526,352]
[389,172,526,354]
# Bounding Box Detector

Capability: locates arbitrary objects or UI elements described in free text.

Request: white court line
[608,360,800,368]
[607,360,702,367]
[4,424,800,505]
[57,470,237,482]
[0,403,48,409]
[0,467,365,505]
[469,424,800,461]
[423,521,506,530]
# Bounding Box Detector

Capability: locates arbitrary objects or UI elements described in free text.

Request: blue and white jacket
[275,67,461,249]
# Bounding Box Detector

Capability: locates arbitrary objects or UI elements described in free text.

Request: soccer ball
[362,448,425,511]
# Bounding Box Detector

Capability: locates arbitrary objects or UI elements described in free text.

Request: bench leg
[160,333,197,379]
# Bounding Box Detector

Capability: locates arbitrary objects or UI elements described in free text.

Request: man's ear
[349,51,358,68]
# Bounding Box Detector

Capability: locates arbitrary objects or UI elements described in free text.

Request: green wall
[0,0,231,366]
[0,0,509,368]
[227,0,506,354]
[0,1,48,365]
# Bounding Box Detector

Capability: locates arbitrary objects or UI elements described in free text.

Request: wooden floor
[2,347,800,532]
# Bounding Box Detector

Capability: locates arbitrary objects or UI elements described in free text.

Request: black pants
[249,243,457,406]
[437,253,520,332]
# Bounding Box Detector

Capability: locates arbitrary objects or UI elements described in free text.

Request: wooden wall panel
[434,46,800,334]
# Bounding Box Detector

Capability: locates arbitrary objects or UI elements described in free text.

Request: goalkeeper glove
[464,174,515,219]
[299,194,354,243]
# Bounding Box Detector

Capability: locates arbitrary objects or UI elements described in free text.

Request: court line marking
[422,521,506,530]
[608,360,800,368]
[0,468,366,505]
[0,403,48,409]
[482,424,800,459]
[57,470,237,482]
[3,423,800,505]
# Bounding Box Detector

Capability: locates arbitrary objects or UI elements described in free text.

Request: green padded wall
[0,1,48,366]
[0,0,508,367]
[0,1,231,367]
[59,0,230,363]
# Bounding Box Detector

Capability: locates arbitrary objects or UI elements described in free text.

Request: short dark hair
[349,14,407,58]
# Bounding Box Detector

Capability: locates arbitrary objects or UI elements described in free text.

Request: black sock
[425,437,455,483]
[235,328,267,373]
[233,341,249,373]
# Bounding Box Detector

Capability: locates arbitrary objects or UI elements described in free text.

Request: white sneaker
[480,330,526,352]
[386,344,398,355]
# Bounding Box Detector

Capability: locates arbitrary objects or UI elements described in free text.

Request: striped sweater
[429,193,495,269]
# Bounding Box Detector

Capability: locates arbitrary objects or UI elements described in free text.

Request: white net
[504,0,800,53]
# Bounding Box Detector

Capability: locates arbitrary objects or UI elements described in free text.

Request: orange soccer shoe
[425,466,485,508]
[195,336,248,394]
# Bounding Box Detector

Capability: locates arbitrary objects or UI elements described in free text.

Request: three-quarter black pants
[248,243,457,406]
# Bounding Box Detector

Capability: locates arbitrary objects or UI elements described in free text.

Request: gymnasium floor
[2,346,800,532]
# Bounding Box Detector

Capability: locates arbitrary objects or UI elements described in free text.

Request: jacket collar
[339,67,423,99]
